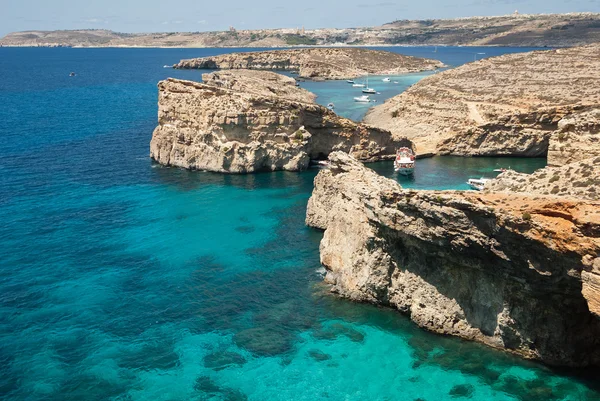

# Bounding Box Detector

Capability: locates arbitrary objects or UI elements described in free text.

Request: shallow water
[1,46,598,401]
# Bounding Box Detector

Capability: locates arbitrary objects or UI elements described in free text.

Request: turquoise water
[1,47,598,401]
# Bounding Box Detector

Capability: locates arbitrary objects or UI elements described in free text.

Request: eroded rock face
[485,156,600,200]
[364,45,600,160]
[306,152,600,366]
[174,48,444,80]
[150,71,410,173]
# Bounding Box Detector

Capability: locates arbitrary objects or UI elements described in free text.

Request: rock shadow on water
[449,384,474,398]
[234,225,255,234]
[311,323,365,343]
[308,349,332,362]
[194,376,247,401]
[203,350,247,371]
[233,326,294,357]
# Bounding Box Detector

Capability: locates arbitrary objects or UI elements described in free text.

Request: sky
[1,0,599,36]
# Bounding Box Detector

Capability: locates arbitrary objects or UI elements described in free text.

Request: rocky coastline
[306,152,600,367]
[364,45,600,161]
[150,70,411,173]
[173,48,444,80]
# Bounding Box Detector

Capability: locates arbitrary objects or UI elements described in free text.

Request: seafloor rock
[364,45,600,160]
[150,71,410,173]
[485,156,600,201]
[306,152,600,366]
[174,48,444,80]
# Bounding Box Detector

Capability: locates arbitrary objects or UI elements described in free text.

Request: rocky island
[150,70,411,173]
[365,45,600,161]
[173,48,444,80]
[306,152,600,366]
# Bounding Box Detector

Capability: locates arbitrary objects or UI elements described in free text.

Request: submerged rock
[203,351,247,371]
[174,48,444,80]
[364,45,600,160]
[306,152,600,367]
[150,71,410,173]
[449,384,475,398]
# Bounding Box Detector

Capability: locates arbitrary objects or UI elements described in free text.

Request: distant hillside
[2,13,600,48]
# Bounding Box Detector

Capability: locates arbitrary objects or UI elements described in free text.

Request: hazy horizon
[2,0,600,37]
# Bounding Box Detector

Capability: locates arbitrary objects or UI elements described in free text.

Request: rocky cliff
[150,71,410,173]
[306,152,600,366]
[173,48,443,80]
[485,156,600,200]
[364,45,600,161]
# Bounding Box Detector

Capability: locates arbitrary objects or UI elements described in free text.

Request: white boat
[352,83,365,88]
[382,77,391,82]
[354,95,370,102]
[394,147,415,175]
[347,80,355,84]
[362,88,377,94]
[327,103,335,111]
[467,178,490,191]
[163,65,172,68]
[393,81,399,84]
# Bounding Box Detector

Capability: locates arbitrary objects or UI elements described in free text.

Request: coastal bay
[1,46,599,400]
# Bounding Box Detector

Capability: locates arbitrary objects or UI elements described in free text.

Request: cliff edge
[364,45,600,162]
[150,70,411,173]
[306,152,600,366]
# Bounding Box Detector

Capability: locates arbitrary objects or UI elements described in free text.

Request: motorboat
[327,103,335,111]
[347,80,355,84]
[382,77,391,82]
[467,178,490,191]
[362,87,377,94]
[69,72,76,77]
[394,147,415,175]
[352,83,365,88]
[354,95,370,102]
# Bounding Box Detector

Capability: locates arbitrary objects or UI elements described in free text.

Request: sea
[0,46,597,401]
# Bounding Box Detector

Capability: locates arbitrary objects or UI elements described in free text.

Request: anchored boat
[354,95,370,102]
[394,147,415,175]
[467,178,490,191]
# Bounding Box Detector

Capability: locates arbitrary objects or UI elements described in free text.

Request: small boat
[310,160,330,168]
[347,80,355,84]
[163,65,172,68]
[493,168,507,173]
[394,147,415,175]
[393,81,399,84]
[382,77,391,82]
[467,178,490,191]
[354,95,370,103]
[362,88,377,94]
[69,72,76,77]
[352,83,365,88]
[327,103,335,111]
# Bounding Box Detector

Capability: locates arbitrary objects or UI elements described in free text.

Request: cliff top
[200,70,316,103]
[3,12,600,47]
[174,48,444,80]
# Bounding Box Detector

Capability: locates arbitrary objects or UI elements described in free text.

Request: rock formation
[150,71,410,173]
[364,45,600,160]
[306,152,600,366]
[485,156,600,200]
[173,48,444,80]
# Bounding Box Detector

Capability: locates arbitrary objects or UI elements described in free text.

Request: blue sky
[1,0,599,36]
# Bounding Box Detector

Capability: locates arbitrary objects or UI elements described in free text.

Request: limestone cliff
[364,45,600,161]
[485,156,600,200]
[306,152,600,366]
[174,48,444,80]
[150,71,410,173]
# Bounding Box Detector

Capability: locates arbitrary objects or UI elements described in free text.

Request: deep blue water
[1,47,598,401]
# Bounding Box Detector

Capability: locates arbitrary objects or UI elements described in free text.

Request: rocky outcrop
[306,152,600,366]
[485,156,600,200]
[364,45,600,160]
[174,48,444,80]
[150,71,410,173]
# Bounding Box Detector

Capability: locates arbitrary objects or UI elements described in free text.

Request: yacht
[394,147,415,175]
[362,87,377,94]
[467,178,490,191]
[354,95,370,102]
[346,80,355,84]
[382,77,391,82]
[352,83,365,88]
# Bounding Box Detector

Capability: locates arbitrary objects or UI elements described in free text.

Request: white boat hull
[395,167,414,175]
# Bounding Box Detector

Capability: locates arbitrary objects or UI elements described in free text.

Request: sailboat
[362,74,376,94]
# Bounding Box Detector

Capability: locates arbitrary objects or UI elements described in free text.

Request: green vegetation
[522,212,532,221]
[284,34,317,45]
